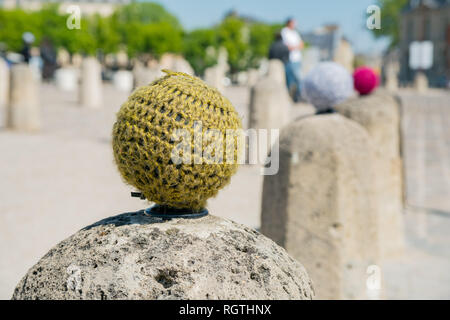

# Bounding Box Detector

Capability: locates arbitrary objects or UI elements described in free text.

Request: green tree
[112,2,181,29]
[142,22,183,57]
[0,9,40,52]
[111,2,183,58]
[369,0,409,47]
[0,2,286,74]
[249,23,281,68]
[35,5,96,55]
[183,29,218,75]
[91,14,120,54]
[121,22,182,58]
[217,17,250,73]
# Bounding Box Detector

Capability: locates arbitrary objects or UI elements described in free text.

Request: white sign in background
[409,41,434,70]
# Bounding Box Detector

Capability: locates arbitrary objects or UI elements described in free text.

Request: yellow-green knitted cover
[112,70,242,210]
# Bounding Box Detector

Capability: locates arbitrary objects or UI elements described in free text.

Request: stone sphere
[12,211,314,300]
[353,66,378,95]
[112,70,242,210]
[303,62,354,112]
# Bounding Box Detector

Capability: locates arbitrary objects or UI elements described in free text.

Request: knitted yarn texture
[303,62,354,112]
[353,66,379,95]
[112,70,242,210]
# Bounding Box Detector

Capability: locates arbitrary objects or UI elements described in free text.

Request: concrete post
[414,71,428,93]
[13,212,314,300]
[113,70,133,92]
[247,68,260,87]
[248,62,290,131]
[261,114,380,299]
[267,59,286,86]
[0,57,9,109]
[159,53,194,75]
[204,64,227,93]
[79,57,102,108]
[7,64,40,131]
[55,67,79,92]
[133,63,162,89]
[336,91,405,259]
[385,62,399,92]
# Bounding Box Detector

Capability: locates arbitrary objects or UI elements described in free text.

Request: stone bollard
[333,38,354,73]
[335,91,405,258]
[247,68,260,87]
[12,211,314,300]
[113,70,133,92]
[57,48,70,67]
[159,53,194,75]
[248,61,290,131]
[0,57,9,109]
[6,64,40,131]
[414,71,428,93]
[13,70,314,300]
[384,62,399,92]
[267,59,286,86]
[55,67,79,92]
[385,74,399,92]
[116,50,129,69]
[133,64,162,89]
[204,64,227,93]
[72,54,83,68]
[261,114,380,299]
[261,61,380,299]
[79,57,102,108]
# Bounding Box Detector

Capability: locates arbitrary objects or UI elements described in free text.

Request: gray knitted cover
[303,62,354,112]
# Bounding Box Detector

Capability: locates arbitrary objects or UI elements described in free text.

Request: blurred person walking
[40,37,57,80]
[20,32,35,64]
[269,32,290,63]
[281,18,304,102]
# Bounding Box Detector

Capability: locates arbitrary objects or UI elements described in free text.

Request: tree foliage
[249,23,282,68]
[216,17,249,73]
[183,29,218,75]
[0,8,40,52]
[0,2,281,74]
[112,2,181,28]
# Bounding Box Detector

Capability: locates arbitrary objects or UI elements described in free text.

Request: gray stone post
[7,64,40,131]
[0,57,9,109]
[79,57,102,108]
[261,114,380,299]
[336,91,405,259]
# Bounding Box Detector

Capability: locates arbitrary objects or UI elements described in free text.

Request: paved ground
[381,90,450,299]
[0,83,449,299]
[401,91,450,214]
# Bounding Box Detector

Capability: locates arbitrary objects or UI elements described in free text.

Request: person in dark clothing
[268,32,290,63]
[20,32,35,64]
[20,43,31,64]
[40,37,57,80]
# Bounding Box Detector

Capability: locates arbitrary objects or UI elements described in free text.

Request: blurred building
[0,0,132,16]
[302,24,342,61]
[333,37,355,72]
[302,24,355,72]
[399,0,450,87]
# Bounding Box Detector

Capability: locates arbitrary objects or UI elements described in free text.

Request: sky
[151,0,390,55]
